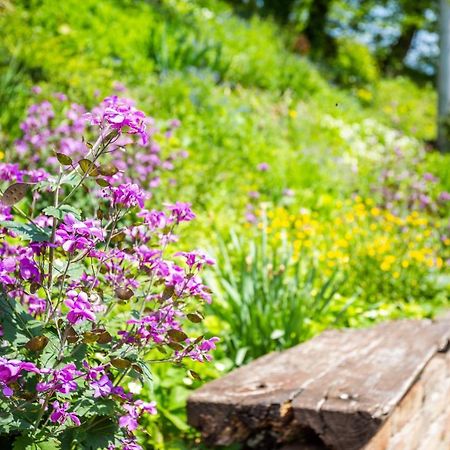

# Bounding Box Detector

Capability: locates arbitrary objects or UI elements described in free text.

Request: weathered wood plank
[187,319,450,449]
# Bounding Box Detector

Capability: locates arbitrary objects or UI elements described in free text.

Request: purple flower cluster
[64,291,96,324]
[119,401,157,431]
[109,183,146,209]
[0,89,218,449]
[0,358,39,396]
[55,213,105,253]
[84,96,148,144]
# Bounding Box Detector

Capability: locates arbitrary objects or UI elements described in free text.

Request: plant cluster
[0,94,217,449]
[250,196,448,310]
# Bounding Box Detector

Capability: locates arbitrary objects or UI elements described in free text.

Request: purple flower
[439,191,450,202]
[257,162,270,172]
[64,290,96,325]
[110,183,145,209]
[19,257,41,283]
[55,214,105,253]
[118,412,138,431]
[91,375,113,397]
[0,358,39,397]
[182,337,220,362]
[175,251,215,270]
[423,172,438,183]
[137,209,168,230]
[119,401,157,431]
[166,202,195,223]
[112,82,126,92]
[84,96,148,144]
[49,401,81,426]
[37,363,82,394]
[23,294,47,316]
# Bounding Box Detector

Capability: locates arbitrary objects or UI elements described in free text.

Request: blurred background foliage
[0,0,449,448]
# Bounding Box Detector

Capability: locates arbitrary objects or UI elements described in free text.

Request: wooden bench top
[187,318,450,449]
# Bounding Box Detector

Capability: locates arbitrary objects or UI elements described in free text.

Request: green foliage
[206,229,346,365]
[148,24,230,77]
[374,77,437,141]
[332,38,379,88]
[0,0,448,448]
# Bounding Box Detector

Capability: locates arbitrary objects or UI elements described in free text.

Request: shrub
[333,38,379,88]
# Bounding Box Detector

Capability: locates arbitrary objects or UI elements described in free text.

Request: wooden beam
[187,319,450,449]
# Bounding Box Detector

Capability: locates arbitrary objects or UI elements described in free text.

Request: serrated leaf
[43,205,82,221]
[14,435,62,450]
[1,183,31,206]
[133,360,153,384]
[0,221,51,242]
[60,171,82,187]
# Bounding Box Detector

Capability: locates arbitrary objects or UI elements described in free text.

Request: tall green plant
[207,229,346,365]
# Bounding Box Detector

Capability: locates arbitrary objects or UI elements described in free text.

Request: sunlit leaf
[98,163,119,177]
[78,159,99,176]
[115,287,134,301]
[167,329,188,342]
[55,152,72,166]
[1,183,30,206]
[25,335,49,352]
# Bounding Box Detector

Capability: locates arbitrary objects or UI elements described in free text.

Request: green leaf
[75,398,116,418]
[43,205,82,221]
[98,163,118,177]
[0,289,43,347]
[134,359,153,386]
[0,221,51,242]
[59,172,82,187]
[78,159,99,176]
[13,436,61,450]
[77,418,117,450]
[157,405,190,432]
[55,153,73,166]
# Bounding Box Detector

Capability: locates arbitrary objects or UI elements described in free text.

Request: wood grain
[187,319,450,449]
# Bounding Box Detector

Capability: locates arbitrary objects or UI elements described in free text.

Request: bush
[333,38,379,88]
